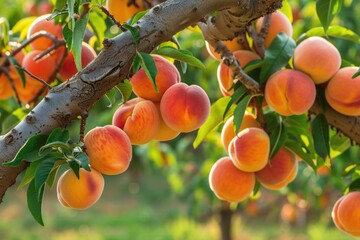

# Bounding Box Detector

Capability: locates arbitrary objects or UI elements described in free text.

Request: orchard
[0,0,360,239]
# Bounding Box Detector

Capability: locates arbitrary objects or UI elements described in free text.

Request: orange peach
[217,50,260,96]
[325,67,360,116]
[112,98,160,145]
[84,125,132,175]
[160,83,210,133]
[130,54,180,102]
[228,127,270,172]
[332,191,360,237]
[154,103,180,141]
[57,168,104,210]
[205,39,244,61]
[265,69,316,116]
[256,10,293,48]
[106,0,146,23]
[255,148,297,189]
[221,112,260,152]
[293,36,341,84]
[27,14,63,51]
[209,156,255,202]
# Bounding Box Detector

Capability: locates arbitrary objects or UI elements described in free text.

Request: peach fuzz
[209,157,255,202]
[228,127,270,172]
[335,191,360,237]
[205,39,244,61]
[130,54,180,102]
[265,69,316,116]
[221,112,260,153]
[255,148,297,189]
[256,10,293,48]
[112,98,160,145]
[160,83,210,133]
[57,168,104,210]
[217,50,260,96]
[27,14,63,51]
[58,42,97,80]
[325,67,360,116]
[293,36,341,84]
[154,103,180,141]
[84,125,132,175]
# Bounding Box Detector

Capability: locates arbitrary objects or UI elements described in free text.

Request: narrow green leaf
[72,13,89,71]
[11,16,36,40]
[75,152,91,171]
[3,134,48,167]
[152,47,205,69]
[124,23,140,47]
[269,118,287,158]
[222,85,247,119]
[137,52,158,92]
[316,0,343,33]
[62,23,72,49]
[67,0,75,31]
[34,157,60,193]
[285,140,316,171]
[46,128,70,144]
[27,180,44,226]
[193,97,234,148]
[353,68,360,78]
[68,160,80,178]
[88,10,106,49]
[348,178,360,192]
[0,17,10,51]
[18,161,41,189]
[8,57,26,87]
[259,33,296,84]
[129,10,148,24]
[55,0,67,10]
[46,165,62,189]
[39,141,72,156]
[233,95,253,134]
[117,80,133,103]
[299,25,360,44]
[311,114,330,159]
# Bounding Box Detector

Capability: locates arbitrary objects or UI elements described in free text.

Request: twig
[98,5,126,31]
[16,66,51,89]
[249,14,271,58]
[79,110,89,145]
[0,66,21,105]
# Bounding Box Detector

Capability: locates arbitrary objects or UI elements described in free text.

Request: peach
[154,103,180,141]
[332,191,360,237]
[325,67,360,116]
[205,39,244,61]
[84,125,132,175]
[265,69,316,116]
[57,168,104,210]
[106,0,146,23]
[228,127,270,172]
[209,157,255,202]
[332,195,347,233]
[58,42,97,80]
[255,148,297,189]
[261,161,298,190]
[160,83,210,133]
[256,10,293,48]
[27,14,63,51]
[217,50,260,96]
[293,36,341,84]
[112,98,160,145]
[130,54,180,102]
[221,112,260,152]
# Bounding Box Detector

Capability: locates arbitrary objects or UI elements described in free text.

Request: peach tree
[0,0,360,238]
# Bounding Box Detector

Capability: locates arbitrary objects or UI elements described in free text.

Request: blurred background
[1,0,360,239]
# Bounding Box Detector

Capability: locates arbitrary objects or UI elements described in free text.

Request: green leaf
[8,56,26,87]
[269,118,287,158]
[27,180,44,226]
[3,134,48,167]
[63,23,72,49]
[72,13,89,71]
[0,17,9,51]
[18,161,41,189]
[2,108,28,134]
[353,68,360,78]
[311,114,330,160]
[193,97,234,148]
[47,128,70,144]
[11,16,36,40]
[233,95,253,134]
[222,85,247,119]
[137,52,158,92]
[280,0,293,23]
[348,178,360,192]
[129,10,148,24]
[68,160,80,178]
[67,0,75,31]
[330,131,350,158]
[117,80,133,103]
[55,0,67,10]
[285,140,316,171]
[46,164,62,189]
[34,157,60,192]
[259,32,296,84]
[124,23,140,47]
[39,141,72,156]
[316,0,343,33]
[75,152,91,171]
[152,47,205,69]
[298,25,360,44]
[88,10,106,49]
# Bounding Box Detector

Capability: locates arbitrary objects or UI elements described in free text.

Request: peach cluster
[209,113,298,203]
[332,191,360,237]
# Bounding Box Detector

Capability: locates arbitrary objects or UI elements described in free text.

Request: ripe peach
[160,83,210,133]
[112,98,160,145]
[154,103,180,141]
[293,36,341,84]
[84,125,132,175]
[265,69,316,116]
[106,0,146,23]
[27,14,63,51]
[332,192,360,237]
[209,157,255,202]
[325,67,360,116]
[130,54,181,102]
[228,127,270,172]
[256,10,293,48]
[205,39,244,61]
[57,168,104,210]
[58,42,97,80]
[217,50,260,96]
[255,148,297,190]
[221,112,260,152]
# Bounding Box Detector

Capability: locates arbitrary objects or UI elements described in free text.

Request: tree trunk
[219,202,233,240]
